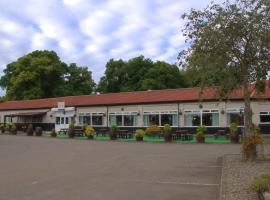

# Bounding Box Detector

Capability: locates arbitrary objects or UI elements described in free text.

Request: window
[202,110,219,126]
[143,111,178,127]
[56,117,60,125]
[184,110,219,127]
[226,109,244,126]
[260,112,270,123]
[92,114,103,126]
[184,110,201,126]
[79,112,104,126]
[61,117,65,124]
[109,112,138,127]
[65,117,69,124]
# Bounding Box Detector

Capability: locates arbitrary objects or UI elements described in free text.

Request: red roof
[0,83,269,111]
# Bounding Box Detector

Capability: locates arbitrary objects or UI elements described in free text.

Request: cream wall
[0,109,54,123]
[0,100,269,127]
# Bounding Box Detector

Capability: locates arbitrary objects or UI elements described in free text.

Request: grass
[57,133,230,144]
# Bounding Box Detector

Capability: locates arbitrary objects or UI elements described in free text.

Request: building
[0,84,270,134]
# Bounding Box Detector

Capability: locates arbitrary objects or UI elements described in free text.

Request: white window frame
[259,111,270,124]
[184,109,220,127]
[109,112,138,127]
[143,110,178,127]
[78,112,104,127]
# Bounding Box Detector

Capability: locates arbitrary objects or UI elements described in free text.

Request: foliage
[10,124,17,135]
[69,123,75,129]
[50,129,57,137]
[135,129,145,138]
[0,123,5,132]
[229,123,238,133]
[178,0,270,160]
[196,125,206,137]
[27,124,33,136]
[145,125,161,136]
[35,127,43,136]
[97,56,188,93]
[251,173,270,193]
[242,125,264,161]
[85,125,95,136]
[110,124,119,132]
[163,124,172,133]
[0,50,95,100]
[4,123,11,132]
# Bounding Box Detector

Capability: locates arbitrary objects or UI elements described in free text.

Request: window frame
[226,108,244,127]
[109,112,138,127]
[259,111,270,124]
[143,110,178,127]
[78,112,104,127]
[184,109,220,127]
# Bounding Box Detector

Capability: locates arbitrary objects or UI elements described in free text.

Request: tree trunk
[243,83,257,161]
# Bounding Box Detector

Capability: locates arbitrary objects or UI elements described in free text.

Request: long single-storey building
[0,84,270,134]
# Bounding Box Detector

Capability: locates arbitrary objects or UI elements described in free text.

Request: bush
[0,123,5,133]
[145,124,160,136]
[26,124,34,136]
[163,124,172,133]
[110,124,119,132]
[35,127,43,136]
[10,124,17,135]
[85,125,95,139]
[50,129,57,137]
[196,125,206,137]
[5,123,11,133]
[135,129,145,138]
[229,123,238,132]
[251,173,270,193]
[68,123,75,138]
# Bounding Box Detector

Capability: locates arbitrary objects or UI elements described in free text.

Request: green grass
[57,133,230,144]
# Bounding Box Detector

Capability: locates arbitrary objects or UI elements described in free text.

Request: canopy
[6,111,47,117]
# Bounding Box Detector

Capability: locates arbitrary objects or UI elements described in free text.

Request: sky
[0,0,221,96]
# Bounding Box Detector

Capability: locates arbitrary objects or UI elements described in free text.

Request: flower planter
[109,132,117,140]
[87,135,94,140]
[68,129,75,138]
[230,131,239,143]
[136,136,143,141]
[164,132,172,142]
[196,136,205,143]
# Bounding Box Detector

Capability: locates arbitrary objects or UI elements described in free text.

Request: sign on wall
[57,102,65,110]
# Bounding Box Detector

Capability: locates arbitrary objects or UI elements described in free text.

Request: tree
[66,63,96,96]
[140,61,188,90]
[0,50,95,100]
[97,56,188,92]
[178,0,270,160]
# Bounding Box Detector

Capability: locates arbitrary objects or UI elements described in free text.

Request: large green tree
[178,0,270,160]
[0,50,95,100]
[97,56,188,92]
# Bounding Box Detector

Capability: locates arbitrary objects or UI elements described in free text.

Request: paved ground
[0,135,240,200]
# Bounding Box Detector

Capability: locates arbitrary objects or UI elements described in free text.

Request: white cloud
[0,0,220,96]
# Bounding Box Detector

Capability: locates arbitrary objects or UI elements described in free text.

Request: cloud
[0,0,222,96]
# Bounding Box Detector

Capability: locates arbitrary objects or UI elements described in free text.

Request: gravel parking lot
[0,135,240,200]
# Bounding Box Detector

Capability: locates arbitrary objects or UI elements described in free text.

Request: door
[55,116,71,132]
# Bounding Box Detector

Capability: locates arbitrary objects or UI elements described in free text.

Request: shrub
[0,123,5,133]
[196,125,206,137]
[145,124,160,136]
[50,129,57,137]
[251,173,270,193]
[163,124,172,133]
[82,124,88,131]
[10,124,17,135]
[5,123,11,132]
[135,129,145,138]
[229,123,238,132]
[242,125,264,161]
[27,124,34,136]
[110,124,119,132]
[35,127,43,136]
[85,125,95,138]
[68,123,75,138]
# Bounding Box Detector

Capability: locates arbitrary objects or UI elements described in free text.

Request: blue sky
[0,0,221,96]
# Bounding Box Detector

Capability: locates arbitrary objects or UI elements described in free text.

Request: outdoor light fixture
[221,109,225,114]
[179,110,182,115]
[199,104,203,109]
[121,108,124,111]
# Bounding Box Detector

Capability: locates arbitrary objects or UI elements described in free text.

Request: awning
[5,111,48,117]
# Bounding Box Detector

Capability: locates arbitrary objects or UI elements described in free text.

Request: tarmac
[0,135,240,200]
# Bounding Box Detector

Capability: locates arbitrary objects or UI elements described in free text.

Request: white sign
[57,102,65,110]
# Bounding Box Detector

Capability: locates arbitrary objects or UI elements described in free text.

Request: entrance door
[55,116,71,132]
